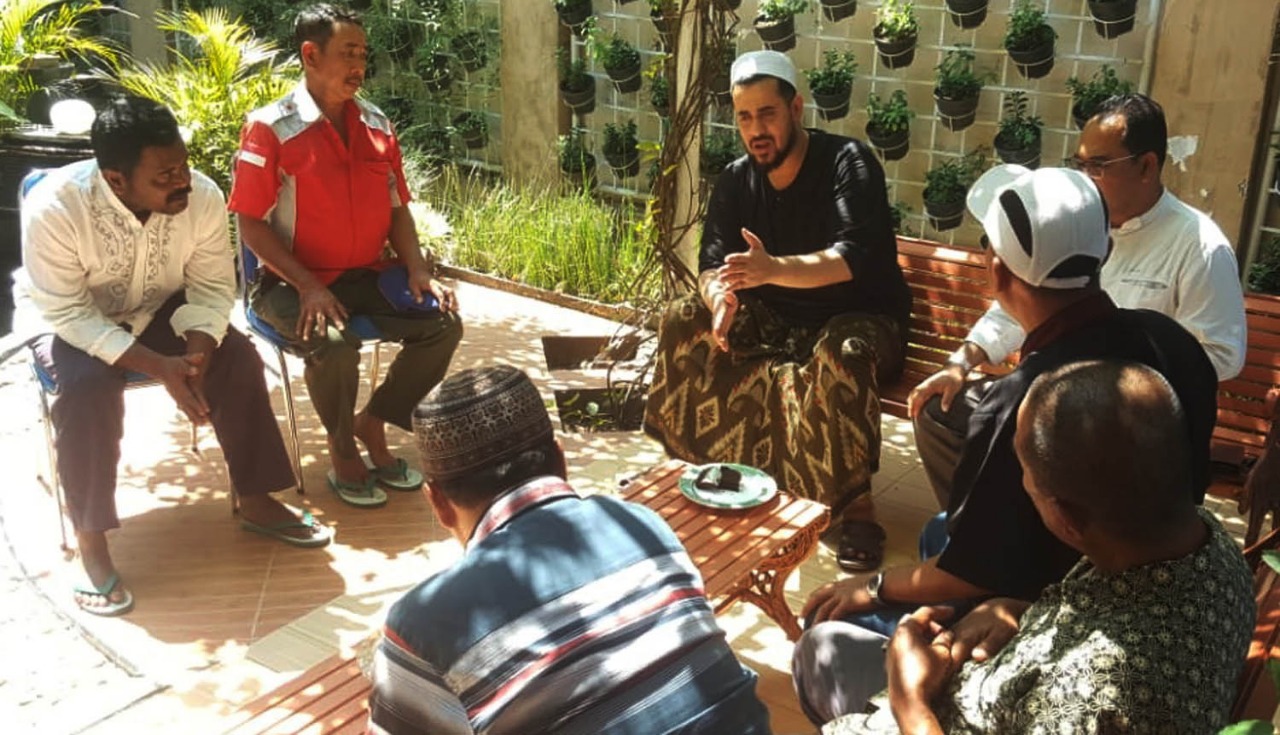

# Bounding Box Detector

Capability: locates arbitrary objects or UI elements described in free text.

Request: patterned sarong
[644,292,903,513]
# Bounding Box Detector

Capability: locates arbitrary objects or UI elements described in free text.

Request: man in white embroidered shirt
[16,95,331,618]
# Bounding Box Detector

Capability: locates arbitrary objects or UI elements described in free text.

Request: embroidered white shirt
[14,159,235,364]
[965,189,1247,380]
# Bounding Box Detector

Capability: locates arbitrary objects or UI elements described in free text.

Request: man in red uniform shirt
[229,4,462,508]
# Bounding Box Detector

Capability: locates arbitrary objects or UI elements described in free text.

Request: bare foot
[239,494,326,542]
[354,410,395,468]
[328,435,369,485]
[74,530,130,613]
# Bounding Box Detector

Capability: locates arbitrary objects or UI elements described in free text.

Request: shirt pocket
[361,160,395,201]
[1116,275,1175,313]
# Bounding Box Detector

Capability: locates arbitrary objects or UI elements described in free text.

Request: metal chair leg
[368,342,382,388]
[274,346,306,495]
[36,385,69,552]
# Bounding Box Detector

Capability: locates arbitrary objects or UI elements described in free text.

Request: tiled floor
[1,278,1252,734]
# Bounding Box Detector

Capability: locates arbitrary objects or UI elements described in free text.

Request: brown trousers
[34,291,296,533]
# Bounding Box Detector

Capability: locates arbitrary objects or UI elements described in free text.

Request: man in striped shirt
[368,365,772,734]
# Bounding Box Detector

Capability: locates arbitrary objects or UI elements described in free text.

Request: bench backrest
[1216,293,1280,462]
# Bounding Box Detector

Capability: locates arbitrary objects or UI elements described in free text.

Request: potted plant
[1004,0,1056,79]
[451,29,489,73]
[559,126,597,188]
[933,45,984,132]
[650,0,677,48]
[557,48,596,115]
[702,128,743,179]
[754,0,808,53]
[364,7,421,63]
[945,0,988,29]
[820,0,856,24]
[553,0,594,34]
[708,40,736,106]
[1066,64,1133,129]
[890,200,911,235]
[1088,0,1138,39]
[603,120,641,178]
[994,91,1042,169]
[873,0,919,70]
[865,89,913,162]
[805,49,857,121]
[1249,235,1280,295]
[923,149,986,231]
[649,68,670,116]
[588,25,642,94]
[452,111,489,149]
[414,39,454,94]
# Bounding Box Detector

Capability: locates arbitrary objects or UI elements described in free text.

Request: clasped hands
[886,602,1022,706]
[708,228,777,352]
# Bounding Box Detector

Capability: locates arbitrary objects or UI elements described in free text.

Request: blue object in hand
[378,265,440,313]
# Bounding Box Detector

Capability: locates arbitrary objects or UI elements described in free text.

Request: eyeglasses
[1064,154,1139,179]
[979,234,990,250]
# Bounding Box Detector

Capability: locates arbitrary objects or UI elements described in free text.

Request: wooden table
[620,459,830,641]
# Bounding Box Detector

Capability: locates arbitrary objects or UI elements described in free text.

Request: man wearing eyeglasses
[907,93,1245,509]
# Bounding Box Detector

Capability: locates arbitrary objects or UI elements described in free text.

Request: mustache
[167,187,193,202]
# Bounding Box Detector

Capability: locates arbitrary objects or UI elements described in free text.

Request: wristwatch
[866,571,888,606]
[945,351,972,374]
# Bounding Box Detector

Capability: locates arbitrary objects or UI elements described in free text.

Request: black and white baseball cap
[966,164,1110,289]
[730,50,798,89]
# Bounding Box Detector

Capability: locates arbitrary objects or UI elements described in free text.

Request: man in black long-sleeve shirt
[645,51,911,572]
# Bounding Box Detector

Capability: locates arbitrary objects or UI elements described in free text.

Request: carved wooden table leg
[720,518,828,641]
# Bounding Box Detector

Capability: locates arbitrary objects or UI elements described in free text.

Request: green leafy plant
[890,200,910,235]
[995,90,1043,148]
[186,0,298,51]
[114,8,296,194]
[758,0,809,21]
[558,126,594,173]
[1066,64,1134,119]
[363,4,423,62]
[414,39,454,93]
[451,28,489,71]
[0,0,123,124]
[701,127,743,177]
[557,47,591,92]
[649,70,670,111]
[935,45,984,100]
[923,149,987,206]
[866,89,913,135]
[603,120,639,162]
[804,49,857,95]
[453,110,488,136]
[1004,0,1056,51]
[1249,235,1280,295]
[874,0,919,40]
[586,25,640,72]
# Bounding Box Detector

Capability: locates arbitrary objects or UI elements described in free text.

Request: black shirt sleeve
[828,140,894,282]
[699,165,744,273]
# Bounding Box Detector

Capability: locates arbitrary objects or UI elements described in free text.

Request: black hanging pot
[1071,103,1094,130]
[924,197,965,231]
[994,134,1042,169]
[556,0,593,31]
[459,130,487,150]
[874,30,917,70]
[710,71,731,106]
[452,33,487,73]
[754,14,796,52]
[605,149,641,178]
[562,155,598,190]
[420,54,453,93]
[1007,36,1055,79]
[652,10,674,48]
[934,90,979,132]
[944,0,988,29]
[866,123,910,162]
[1088,0,1137,39]
[812,87,852,121]
[713,0,742,10]
[605,58,643,94]
[820,0,856,23]
[560,79,596,115]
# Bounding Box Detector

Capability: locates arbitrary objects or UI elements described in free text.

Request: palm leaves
[115,8,298,193]
[0,0,122,119]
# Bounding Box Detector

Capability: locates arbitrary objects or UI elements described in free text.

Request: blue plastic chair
[20,169,230,550]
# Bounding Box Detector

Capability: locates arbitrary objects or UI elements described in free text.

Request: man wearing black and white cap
[793,166,1219,723]
[645,50,911,573]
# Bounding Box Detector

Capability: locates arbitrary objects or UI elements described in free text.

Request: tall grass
[419,166,658,305]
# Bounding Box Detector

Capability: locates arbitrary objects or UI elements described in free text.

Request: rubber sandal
[837,520,887,573]
[363,457,423,492]
[241,510,333,548]
[74,572,134,617]
[326,471,388,508]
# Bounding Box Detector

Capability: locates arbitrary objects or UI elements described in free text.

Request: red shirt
[228,82,411,285]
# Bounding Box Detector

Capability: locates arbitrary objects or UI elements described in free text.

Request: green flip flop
[326,471,388,508]
[241,510,333,548]
[364,457,424,492]
[74,572,134,617]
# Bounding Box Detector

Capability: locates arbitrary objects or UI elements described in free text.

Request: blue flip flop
[326,471,388,508]
[364,457,424,492]
[74,572,134,617]
[241,510,333,548]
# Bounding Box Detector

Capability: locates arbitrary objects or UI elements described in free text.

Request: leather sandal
[837,520,887,573]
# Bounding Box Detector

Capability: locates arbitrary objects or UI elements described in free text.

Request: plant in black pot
[557,48,596,115]
[414,39,455,95]
[820,0,856,24]
[1087,0,1138,39]
[648,63,671,116]
[933,45,985,132]
[587,23,643,94]
[649,0,677,48]
[701,127,743,180]
[923,149,986,231]
[805,49,857,122]
[1249,235,1280,295]
[553,0,594,35]
[945,0,988,29]
[559,126,597,188]
[364,6,422,64]
[873,0,919,70]
[708,39,736,107]
[1066,64,1133,129]
[865,89,913,162]
[603,120,641,178]
[994,91,1042,169]
[451,28,489,73]
[452,111,489,149]
[754,0,808,53]
[890,200,911,235]
[1004,0,1056,80]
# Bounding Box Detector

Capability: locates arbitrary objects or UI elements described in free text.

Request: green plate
[678,463,778,509]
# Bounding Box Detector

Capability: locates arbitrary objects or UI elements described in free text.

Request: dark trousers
[34,292,296,533]
[910,378,996,510]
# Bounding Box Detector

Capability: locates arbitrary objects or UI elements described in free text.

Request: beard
[748,122,798,174]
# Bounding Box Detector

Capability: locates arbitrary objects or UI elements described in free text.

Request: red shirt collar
[1020,291,1117,359]
[466,476,579,551]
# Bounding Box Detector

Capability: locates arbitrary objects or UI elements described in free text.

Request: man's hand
[718,228,779,291]
[801,573,879,624]
[908,365,966,418]
[887,608,956,734]
[295,283,348,339]
[710,290,738,352]
[155,353,210,424]
[407,265,458,313]
[183,331,216,419]
[932,597,1026,665]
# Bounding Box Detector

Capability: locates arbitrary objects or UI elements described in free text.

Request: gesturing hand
[710,290,739,352]
[719,228,778,291]
[295,283,348,340]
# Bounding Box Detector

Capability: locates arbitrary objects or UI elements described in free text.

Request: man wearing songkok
[15,95,329,618]
[797,165,1219,641]
[368,365,772,735]
[798,360,1254,734]
[645,49,911,573]
[909,93,1246,509]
